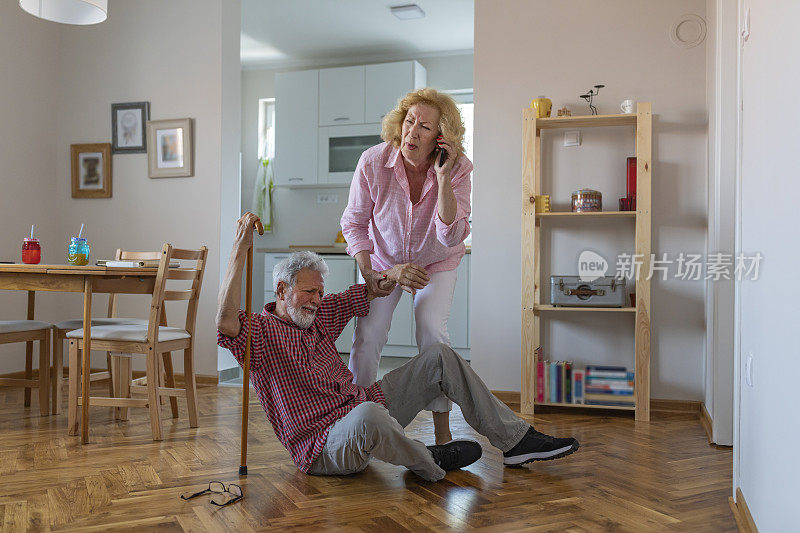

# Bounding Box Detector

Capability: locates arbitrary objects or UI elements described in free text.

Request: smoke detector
[391,4,425,20]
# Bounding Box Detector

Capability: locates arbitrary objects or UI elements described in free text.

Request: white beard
[285,295,317,329]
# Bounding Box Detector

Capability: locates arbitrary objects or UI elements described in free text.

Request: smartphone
[437,146,448,166]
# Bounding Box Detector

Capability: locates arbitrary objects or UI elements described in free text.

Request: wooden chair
[67,244,208,441]
[0,291,51,415]
[52,248,155,415]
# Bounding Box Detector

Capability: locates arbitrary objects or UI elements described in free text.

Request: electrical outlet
[564,130,581,147]
[745,353,754,387]
[317,194,338,205]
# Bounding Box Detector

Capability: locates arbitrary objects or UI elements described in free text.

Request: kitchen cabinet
[263,253,289,302]
[322,256,359,353]
[386,287,417,347]
[274,61,426,187]
[274,69,319,186]
[448,256,470,349]
[365,61,427,124]
[319,66,365,126]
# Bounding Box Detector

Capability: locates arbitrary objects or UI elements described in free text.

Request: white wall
[0,4,62,373]
[0,0,238,378]
[736,1,800,528]
[0,2,61,373]
[472,0,708,397]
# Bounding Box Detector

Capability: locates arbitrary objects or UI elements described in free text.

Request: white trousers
[349,269,458,413]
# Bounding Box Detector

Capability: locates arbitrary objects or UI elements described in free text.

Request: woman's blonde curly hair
[381,87,466,161]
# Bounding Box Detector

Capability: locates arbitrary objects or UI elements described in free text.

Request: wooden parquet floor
[0,383,737,532]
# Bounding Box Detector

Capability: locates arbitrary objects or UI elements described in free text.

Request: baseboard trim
[650,399,701,413]
[493,391,520,412]
[700,402,713,443]
[729,487,758,532]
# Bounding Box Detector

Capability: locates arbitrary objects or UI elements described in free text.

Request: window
[444,89,474,164]
[457,101,474,165]
[257,98,275,161]
[444,90,474,230]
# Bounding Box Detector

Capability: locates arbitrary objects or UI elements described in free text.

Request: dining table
[0,263,159,443]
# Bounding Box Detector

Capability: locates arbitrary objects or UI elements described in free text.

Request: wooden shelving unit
[536,211,636,219]
[534,305,637,313]
[521,104,652,421]
[534,401,635,412]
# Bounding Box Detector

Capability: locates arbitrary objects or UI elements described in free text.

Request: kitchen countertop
[256,245,471,254]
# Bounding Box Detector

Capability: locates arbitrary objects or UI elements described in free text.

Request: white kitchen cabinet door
[319,66,365,126]
[356,270,416,349]
[365,61,427,124]
[448,256,470,349]
[321,256,358,353]
[263,253,290,304]
[274,70,319,186]
[387,290,416,347]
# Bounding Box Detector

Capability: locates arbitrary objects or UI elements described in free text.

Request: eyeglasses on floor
[180,481,243,507]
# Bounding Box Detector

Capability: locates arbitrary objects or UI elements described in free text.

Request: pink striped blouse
[340,142,472,273]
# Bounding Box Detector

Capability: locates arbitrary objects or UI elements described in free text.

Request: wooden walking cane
[240,218,264,477]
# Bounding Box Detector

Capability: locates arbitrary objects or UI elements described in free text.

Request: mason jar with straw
[67,224,90,266]
[22,224,41,264]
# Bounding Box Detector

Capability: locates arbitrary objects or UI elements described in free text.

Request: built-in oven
[318,123,383,185]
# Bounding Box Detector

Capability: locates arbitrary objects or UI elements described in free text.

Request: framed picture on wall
[71,143,112,198]
[146,118,194,178]
[111,101,149,153]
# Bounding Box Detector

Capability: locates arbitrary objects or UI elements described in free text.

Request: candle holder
[579,84,605,115]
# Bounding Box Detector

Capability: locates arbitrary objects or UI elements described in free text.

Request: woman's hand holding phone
[434,135,455,183]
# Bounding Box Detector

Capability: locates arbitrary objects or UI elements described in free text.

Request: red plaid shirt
[217,284,386,472]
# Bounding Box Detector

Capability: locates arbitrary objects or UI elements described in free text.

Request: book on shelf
[585,378,635,387]
[544,360,549,403]
[98,259,180,268]
[586,375,635,383]
[556,362,563,403]
[585,399,636,407]
[586,365,632,379]
[535,360,635,406]
[585,385,634,393]
[586,385,633,397]
[573,369,584,404]
[535,349,545,403]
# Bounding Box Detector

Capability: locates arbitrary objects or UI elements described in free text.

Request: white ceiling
[241,0,474,70]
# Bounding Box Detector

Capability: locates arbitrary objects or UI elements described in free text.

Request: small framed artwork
[146,118,194,178]
[111,101,149,153]
[71,143,112,198]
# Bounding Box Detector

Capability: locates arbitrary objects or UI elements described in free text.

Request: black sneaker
[503,426,579,466]
[427,440,482,471]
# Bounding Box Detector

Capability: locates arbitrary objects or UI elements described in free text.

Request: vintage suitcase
[550,275,627,307]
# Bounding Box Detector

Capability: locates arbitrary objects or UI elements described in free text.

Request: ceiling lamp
[390,4,425,20]
[19,0,107,25]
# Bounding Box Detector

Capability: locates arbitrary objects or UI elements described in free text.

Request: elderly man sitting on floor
[216,213,579,482]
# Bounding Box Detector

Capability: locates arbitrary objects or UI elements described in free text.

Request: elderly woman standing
[340,88,472,444]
